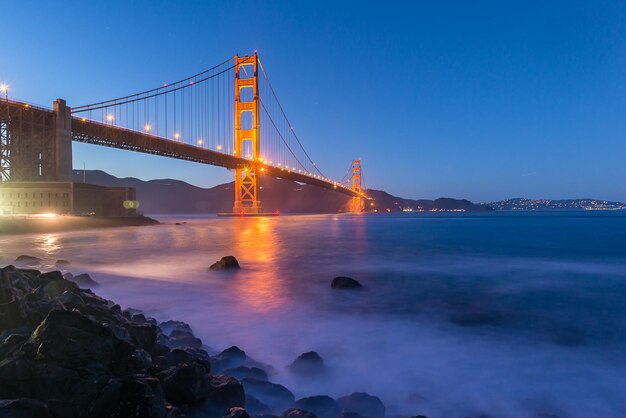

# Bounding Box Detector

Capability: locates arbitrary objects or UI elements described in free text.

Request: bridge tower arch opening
[232,53,262,214]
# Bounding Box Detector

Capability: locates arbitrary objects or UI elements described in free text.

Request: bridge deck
[2,99,364,198]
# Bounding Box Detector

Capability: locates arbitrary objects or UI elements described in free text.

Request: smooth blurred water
[2,211,626,418]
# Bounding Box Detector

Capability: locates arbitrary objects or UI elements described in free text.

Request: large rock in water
[289,351,325,375]
[209,256,241,271]
[294,396,340,418]
[14,255,41,266]
[337,393,385,418]
[331,277,362,289]
[241,378,295,413]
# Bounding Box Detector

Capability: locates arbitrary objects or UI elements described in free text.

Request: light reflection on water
[2,212,626,417]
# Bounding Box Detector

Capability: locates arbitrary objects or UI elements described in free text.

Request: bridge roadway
[2,99,364,198]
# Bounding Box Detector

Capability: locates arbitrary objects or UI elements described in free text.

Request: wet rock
[282,408,318,418]
[289,352,324,375]
[157,363,210,405]
[160,319,193,336]
[241,378,295,413]
[337,393,385,418]
[55,260,71,269]
[27,309,134,372]
[294,396,340,418]
[14,255,41,266]
[0,398,53,417]
[246,394,271,415]
[155,347,211,373]
[165,329,203,350]
[70,273,99,288]
[132,349,153,371]
[212,345,247,372]
[331,277,362,290]
[210,256,241,270]
[126,322,158,351]
[111,377,167,418]
[223,406,252,418]
[199,374,245,417]
[224,365,268,381]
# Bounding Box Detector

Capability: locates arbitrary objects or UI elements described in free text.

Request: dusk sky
[2,1,625,202]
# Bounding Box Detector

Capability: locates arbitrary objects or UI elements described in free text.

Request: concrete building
[1,98,138,217]
[0,182,137,217]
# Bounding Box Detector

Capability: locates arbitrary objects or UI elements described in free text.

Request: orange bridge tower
[351,159,365,212]
[233,53,262,214]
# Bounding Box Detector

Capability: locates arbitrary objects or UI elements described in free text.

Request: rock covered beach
[0,260,393,418]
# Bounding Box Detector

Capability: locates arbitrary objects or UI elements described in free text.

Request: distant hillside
[73,170,493,214]
[489,198,626,211]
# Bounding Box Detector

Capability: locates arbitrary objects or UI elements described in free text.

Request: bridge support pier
[232,53,263,214]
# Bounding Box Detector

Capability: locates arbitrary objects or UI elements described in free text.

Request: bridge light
[260,167,265,172]
[106,114,114,122]
[144,124,151,132]
[197,139,203,145]
[174,132,180,140]
[81,117,86,122]
[0,84,8,100]
[217,144,222,150]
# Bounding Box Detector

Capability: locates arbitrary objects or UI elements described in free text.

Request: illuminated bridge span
[0,53,368,214]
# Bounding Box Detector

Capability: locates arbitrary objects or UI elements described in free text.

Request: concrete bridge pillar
[54,99,72,182]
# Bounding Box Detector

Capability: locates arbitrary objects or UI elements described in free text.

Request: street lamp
[0,84,8,100]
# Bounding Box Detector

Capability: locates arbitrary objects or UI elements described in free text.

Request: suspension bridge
[0,53,367,215]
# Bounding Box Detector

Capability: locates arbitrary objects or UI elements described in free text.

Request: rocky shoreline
[0,263,393,418]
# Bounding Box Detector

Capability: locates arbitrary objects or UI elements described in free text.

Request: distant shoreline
[0,215,159,235]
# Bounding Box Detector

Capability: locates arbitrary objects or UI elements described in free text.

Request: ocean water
[2,211,626,418]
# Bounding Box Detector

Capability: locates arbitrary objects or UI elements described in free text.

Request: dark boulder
[224,365,268,381]
[125,322,158,351]
[212,345,247,372]
[198,374,245,417]
[223,406,251,418]
[294,396,340,418]
[241,378,294,413]
[282,408,318,418]
[132,349,153,371]
[331,277,362,290]
[288,352,324,375]
[69,273,99,288]
[245,394,271,415]
[160,320,193,336]
[23,309,134,373]
[14,255,41,266]
[0,398,53,418]
[107,377,167,418]
[164,329,203,350]
[155,347,211,373]
[157,363,210,405]
[337,393,385,418]
[209,256,241,271]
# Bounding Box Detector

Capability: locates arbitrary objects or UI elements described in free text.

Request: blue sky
[2,1,625,202]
